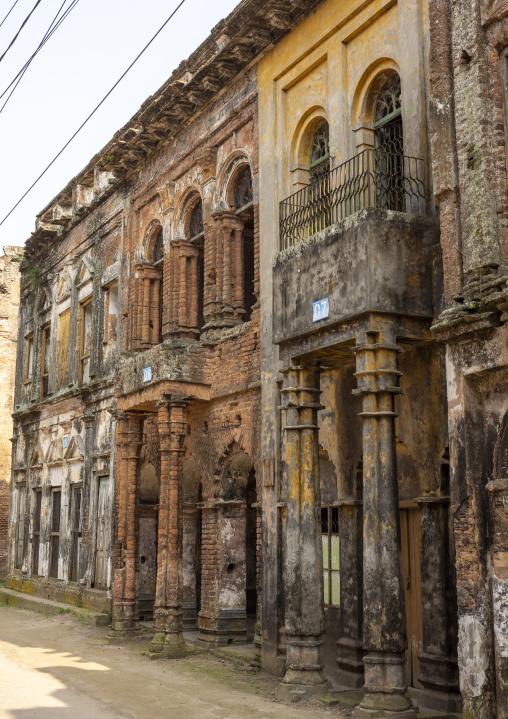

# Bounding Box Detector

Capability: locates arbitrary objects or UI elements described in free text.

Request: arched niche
[290,107,330,191]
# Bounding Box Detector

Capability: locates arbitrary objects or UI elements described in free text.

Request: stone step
[0,587,110,627]
[209,645,260,670]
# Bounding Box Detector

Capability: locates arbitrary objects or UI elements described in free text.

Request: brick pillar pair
[352,329,416,719]
[166,241,200,338]
[207,212,245,328]
[134,264,162,349]
[110,412,142,640]
[276,360,329,701]
[151,396,188,655]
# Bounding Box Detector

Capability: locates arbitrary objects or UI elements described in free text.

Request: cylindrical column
[142,275,151,347]
[215,220,223,323]
[352,331,415,719]
[276,361,328,701]
[110,412,142,639]
[151,396,188,655]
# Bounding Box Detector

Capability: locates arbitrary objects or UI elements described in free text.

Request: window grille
[321,505,340,606]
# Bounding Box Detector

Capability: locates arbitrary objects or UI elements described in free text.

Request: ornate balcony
[279,148,428,251]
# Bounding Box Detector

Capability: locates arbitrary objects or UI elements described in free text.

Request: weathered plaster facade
[0,247,23,577]
[258,0,460,714]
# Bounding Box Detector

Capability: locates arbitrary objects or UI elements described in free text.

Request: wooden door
[399,507,423,688]
[94,477,110,590]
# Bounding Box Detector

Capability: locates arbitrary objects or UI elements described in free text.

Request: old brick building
[4,0,324,656]
[0,247,23,577]
[4,0,507,717]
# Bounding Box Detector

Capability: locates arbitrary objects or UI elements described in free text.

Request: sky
[0,0,239,250]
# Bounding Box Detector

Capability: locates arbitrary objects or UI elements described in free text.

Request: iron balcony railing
[279,148,428,251]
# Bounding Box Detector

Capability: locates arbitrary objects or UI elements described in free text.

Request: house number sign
[313,297,329,322]
[143,366,152,383]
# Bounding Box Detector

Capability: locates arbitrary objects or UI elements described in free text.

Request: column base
[150,631,188,657]
[276,634,329,701]
[197,609,247,647]
[410,687,462,714]
[353,652,417,719]
[275,681,330,703]
[150,606,187,656]
[352,705,418,719]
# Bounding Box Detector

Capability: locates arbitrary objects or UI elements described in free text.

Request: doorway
[400,505,423,687]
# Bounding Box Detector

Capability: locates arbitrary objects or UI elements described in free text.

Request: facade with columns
[258,0,463,715]
[4,0,508,717]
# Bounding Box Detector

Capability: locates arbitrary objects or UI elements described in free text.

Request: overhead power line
[0,0,42,63]
[0,0,22,29]
[0,0,81,115]
[0,0,188,228]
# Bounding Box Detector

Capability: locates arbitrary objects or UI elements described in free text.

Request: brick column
[352,330,416,719]
[233,221,245,322]
[151,276,160,345]
[276,361,328,701]
[142,274,151,347]
[110,412,142,640]
[151,397,188,655]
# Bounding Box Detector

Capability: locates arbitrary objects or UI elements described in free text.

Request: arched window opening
[189,202,204,240]
[232,166,256,323]
[373,74,404,211]
[187,200,205,334]
[152,227,164,342]
[152,227,164,264]
[308,121,331,234]
[234,166,253,211]
[309,122,330,184]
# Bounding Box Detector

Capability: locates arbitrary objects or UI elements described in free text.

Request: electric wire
[0,0,80,115]
[0,0,42,63]
[0,0,188,227]
[0,0,22,29]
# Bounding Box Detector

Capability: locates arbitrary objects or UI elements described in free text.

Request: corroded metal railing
[279,149,428,251]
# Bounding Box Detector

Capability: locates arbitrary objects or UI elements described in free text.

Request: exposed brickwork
[0,248,22,577]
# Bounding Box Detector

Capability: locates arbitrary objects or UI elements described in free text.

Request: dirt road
[0,606,339,719]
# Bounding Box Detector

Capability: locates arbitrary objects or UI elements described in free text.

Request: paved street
[0,607,336,719]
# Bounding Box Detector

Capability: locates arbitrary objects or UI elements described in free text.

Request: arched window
[308,121,331,233]
[374,74,402,154]
[187,199,205,333]
[232,166,255,323]
[309,121,330,184]
[189,202,204,239]
[234,166,253,211]
[373,74,404,211]
[152,227,164,264]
